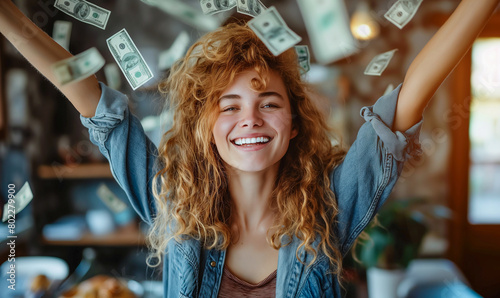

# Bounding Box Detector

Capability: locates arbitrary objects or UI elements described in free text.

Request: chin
[225,158,280,174]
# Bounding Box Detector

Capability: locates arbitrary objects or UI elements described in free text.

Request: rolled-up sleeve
[80,82,158,225]
[332,83,423,255]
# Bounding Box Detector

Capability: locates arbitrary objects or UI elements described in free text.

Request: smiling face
[212,69,298,173]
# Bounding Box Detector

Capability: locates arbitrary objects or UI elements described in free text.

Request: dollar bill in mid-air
[53,20,72,50]
[158,31,191,70]
[52,47,105,85]
[107,29,154,90]
[54,0,110,30]
[97,183,128,213]
[2,182,34,222]
[104,63,122,90]
[364,49,398,76]
[248,6,301,56]
[199,0,236,15]
[384,0,423,29]
[294,45,310,75]
[297,0,358,65]
[236,0,266,17]
[141,0,220,31]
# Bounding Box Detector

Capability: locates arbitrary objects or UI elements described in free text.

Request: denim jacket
[81,83,422,297]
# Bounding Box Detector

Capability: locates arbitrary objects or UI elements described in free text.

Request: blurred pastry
[30,274,51,292]
[27,274,52,298]
[60,275,136,298]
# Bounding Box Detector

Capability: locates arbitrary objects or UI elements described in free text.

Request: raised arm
[394,0,500,132]
[0,0,101,118]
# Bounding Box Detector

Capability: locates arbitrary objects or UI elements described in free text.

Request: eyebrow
[218,91,285,102]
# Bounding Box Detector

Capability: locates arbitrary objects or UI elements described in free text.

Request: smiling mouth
[231,137,272,146]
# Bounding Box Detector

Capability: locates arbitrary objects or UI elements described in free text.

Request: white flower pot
[366,267,406,298]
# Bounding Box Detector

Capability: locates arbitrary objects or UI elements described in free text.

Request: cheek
[212,117,232,143]
[273,114,294,136]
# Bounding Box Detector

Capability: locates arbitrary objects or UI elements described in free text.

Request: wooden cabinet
[36,163,145,247]
[41,220,145,246]
[37,163,113,180]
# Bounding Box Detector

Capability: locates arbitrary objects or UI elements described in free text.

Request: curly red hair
[148,23,346,278]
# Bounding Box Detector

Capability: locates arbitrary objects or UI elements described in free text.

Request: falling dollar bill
[140,0,157,5]
[248,6,301,56]
[383,83,395,96]
[294,45,310,75]
[53,20,72,50]
[236,0,266,17]
[2,182,33,222]
[200,0,236,15]
[158,31,191,70]
[364,49,398,76]
[107,29,154,90]
[53,0,110,30]
[52,47,105,85]
[97,183,128,213]
[142,0,220,31]
[384,0,423,29]
[297,0,358,64]
[104,63,122,90]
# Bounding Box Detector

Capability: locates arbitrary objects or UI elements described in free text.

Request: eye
[221,106,238,112]
[262,103,279,109]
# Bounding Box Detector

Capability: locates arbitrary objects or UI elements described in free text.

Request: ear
[290,126,298,140]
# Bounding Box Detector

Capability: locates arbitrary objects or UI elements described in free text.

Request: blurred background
[0,0,499,297]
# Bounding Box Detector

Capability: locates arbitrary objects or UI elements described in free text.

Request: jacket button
[210,261,216,267]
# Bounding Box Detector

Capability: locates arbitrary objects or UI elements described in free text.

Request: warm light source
[350,1,380,40]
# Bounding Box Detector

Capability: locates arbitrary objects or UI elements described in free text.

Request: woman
[1,0,498,296]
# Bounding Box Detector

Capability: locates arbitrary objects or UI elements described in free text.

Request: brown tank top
[218,265,277,297]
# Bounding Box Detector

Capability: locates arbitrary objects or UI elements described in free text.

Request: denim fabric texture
[80,82,422,297]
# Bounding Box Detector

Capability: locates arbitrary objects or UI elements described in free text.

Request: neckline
[223,265,277,288]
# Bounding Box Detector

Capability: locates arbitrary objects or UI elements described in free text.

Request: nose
[239,107,263,128]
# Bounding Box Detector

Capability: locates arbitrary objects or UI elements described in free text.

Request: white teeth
[233,137,270,146]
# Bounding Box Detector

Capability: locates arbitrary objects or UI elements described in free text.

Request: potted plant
[354,198,443,298]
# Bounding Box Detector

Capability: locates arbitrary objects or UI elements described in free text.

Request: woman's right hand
[0,0,101,118]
